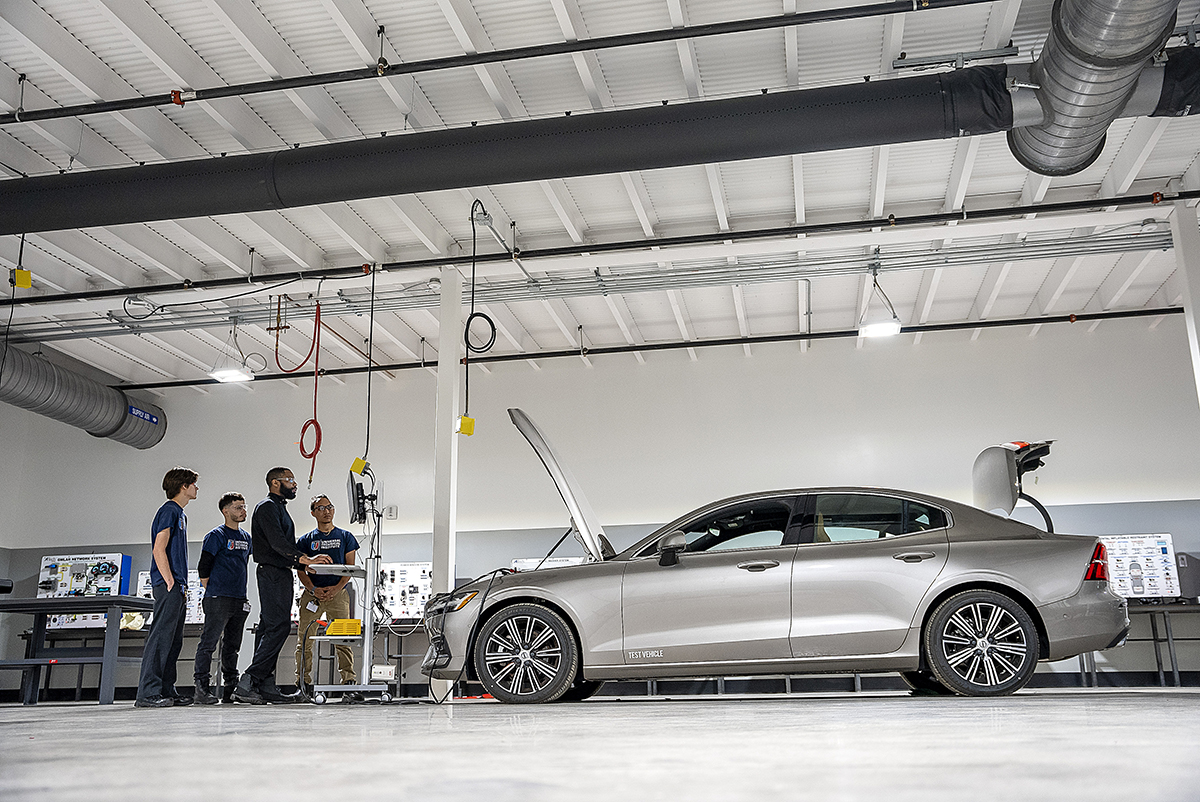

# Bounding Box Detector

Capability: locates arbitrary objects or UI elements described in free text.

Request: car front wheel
[473,603,578,704]
[924,590,1039,697]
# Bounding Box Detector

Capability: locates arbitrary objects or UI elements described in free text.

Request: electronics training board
[37,553,132,629]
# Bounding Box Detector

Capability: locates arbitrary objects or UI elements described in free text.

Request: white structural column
[1169,202,1200,407]
[431,266,463,698]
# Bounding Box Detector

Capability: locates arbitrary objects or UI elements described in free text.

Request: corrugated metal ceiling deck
[0,0,1197,388]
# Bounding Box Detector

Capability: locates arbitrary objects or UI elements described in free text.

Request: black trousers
[192,595,249,687]
[245,564,293,688]
[136,582,187,700]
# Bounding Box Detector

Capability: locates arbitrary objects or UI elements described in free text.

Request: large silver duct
[0,343,166,449]
[1009,0,1181,175]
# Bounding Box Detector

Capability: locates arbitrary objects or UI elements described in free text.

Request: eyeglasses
[276,477,297,485]
[313,504,334,512]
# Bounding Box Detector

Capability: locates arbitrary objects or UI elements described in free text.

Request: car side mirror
[657,531,687,567]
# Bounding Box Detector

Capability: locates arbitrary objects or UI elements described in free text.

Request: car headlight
[425,589,478,617]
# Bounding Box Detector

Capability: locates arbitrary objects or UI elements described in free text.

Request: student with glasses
[294,495,361,700]
[232,467,331,705]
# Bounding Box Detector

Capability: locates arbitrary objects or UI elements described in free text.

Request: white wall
[1,314,1198,551]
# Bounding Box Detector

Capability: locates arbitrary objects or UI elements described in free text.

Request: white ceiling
[1,0,1199,389]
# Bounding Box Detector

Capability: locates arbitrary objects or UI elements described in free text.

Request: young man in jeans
[135,466,198,708]
[193,492,252,704]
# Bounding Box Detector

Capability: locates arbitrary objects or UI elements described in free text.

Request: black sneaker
[173,694,195,706]
[134,695,174,708]
[221,684,236,704]
[342,681,365,703]
[194,683,219,705]
[231,683,267,705]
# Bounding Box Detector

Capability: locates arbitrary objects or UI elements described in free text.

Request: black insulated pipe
[0,66,1013,236]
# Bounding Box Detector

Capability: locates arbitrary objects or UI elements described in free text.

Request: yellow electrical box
[326,618,362,636]
[11,269,31,289]
[457,415,475,436]
[350,457,368,475]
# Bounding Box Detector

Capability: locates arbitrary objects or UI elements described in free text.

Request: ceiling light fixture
[208,317,264,383]
[858,263,903,338]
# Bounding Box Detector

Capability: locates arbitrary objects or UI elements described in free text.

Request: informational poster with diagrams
[137,570,206,624]
[380,562,433,620]
[510,556,587,572]
[1099,534,1181,598]
[37,553,132,629]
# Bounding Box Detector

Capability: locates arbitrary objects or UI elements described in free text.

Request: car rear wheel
[473,603,578,704]
[899,670,953,696]
[924,590,1038,697]
[556,679,605,702]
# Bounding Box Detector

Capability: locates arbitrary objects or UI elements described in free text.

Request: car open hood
[508,408,608,563]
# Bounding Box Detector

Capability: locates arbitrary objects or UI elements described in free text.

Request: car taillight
[1084,542,1109,581]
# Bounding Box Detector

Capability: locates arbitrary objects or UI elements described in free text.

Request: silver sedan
[422,410,1128,703]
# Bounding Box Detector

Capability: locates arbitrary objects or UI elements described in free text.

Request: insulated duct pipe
[1008,0,1182,175]
[0,66,1015,235]
[0,343,166,448]
[0,54,1196,233]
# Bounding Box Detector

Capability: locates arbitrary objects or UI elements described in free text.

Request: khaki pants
[295,586,355,685]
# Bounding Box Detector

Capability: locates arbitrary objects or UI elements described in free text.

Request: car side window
[810,494,948,543]
[905,501,948,532]
[682,499,795,553]
[812,494,905,542]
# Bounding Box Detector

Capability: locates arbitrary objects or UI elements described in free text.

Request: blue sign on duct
[129,405,160,425]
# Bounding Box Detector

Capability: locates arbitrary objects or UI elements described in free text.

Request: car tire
[556,679,605,702]
[473,603,578,704]
[925,589,1039,697]
[899,670,953,696]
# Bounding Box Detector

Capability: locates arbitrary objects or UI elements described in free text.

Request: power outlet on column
[384,505,398,520]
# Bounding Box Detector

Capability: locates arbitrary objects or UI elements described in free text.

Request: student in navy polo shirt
[192,492,253,705]
[295,495,360,698]
[135,466,198,709]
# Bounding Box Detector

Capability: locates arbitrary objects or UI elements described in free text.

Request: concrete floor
[1,689,1197,801]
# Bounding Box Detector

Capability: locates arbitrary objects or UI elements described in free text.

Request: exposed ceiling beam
[0,1,205,160]
[479,301,541,371]
[1101,117,1172,198]
[870,145,890,219]
[541,297,591,367]
[910,267,943,345]
[317,0,445,129]
[665,285,698,361]
[201,0,361,142]
[601,292,646,364]
[94,0,284,153]
[732,283,752,357]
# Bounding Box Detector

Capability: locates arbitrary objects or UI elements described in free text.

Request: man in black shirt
[232,467,331,704]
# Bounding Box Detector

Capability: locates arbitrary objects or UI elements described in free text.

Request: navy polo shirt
[201,525,252,599]
[149,500,188,587]
[296,527,360,587]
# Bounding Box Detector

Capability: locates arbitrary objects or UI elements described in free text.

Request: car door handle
[893,552,937,563]
[737,560,781,572]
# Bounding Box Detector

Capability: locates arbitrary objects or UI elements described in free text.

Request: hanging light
[208,318,264,383]
[858,263,903,338]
